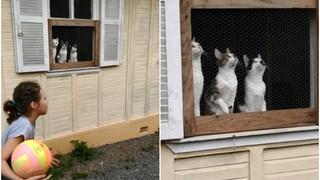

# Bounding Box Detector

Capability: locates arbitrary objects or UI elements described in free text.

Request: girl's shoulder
[10,116,31,127]
[2,116,34,146]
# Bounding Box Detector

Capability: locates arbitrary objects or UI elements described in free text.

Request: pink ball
[11,140,52,178]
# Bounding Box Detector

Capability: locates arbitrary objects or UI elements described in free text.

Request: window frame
[48,19,100,70]
[48,0,99,70]
[179,0,319,137]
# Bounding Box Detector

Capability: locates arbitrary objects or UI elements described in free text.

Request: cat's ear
[257,54,261,59]
[215,49,222,60]
[192,37,195,42]
[243,55,249,68]
[226,48,231,54]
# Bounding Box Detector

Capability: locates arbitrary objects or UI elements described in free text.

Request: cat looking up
[192,38,204,116]
[205,48,239,116]
[239,54,266,112]
[70,44,78,62]
[52,37,59,64]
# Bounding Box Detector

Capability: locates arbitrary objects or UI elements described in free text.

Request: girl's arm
[1,136,24,180]
[2,136,52,180]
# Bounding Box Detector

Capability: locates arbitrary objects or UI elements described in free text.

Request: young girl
[1,81,60,180]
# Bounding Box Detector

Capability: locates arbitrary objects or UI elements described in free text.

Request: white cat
[70,44,78,62]
[239,54,266,112]
[192,38,204,116]
[52,37,59,64]
[58,41,68,63]
[205,48,238,115]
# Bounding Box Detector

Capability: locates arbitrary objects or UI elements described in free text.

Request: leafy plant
[70,140,94,161]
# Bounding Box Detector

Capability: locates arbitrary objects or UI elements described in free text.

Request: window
[49,0,99,70]
[12,0,123,73]
[185,1,318,137]
[162,0,318,139]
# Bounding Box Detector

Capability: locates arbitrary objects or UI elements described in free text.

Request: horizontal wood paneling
[47,76,73,137]
[263,144,319,178]
[264,155,318,174]
[163,141,319,180]
[175,163,249,180]
[264,144,318,160]
[76,74,99,130]
[101,66,127,123]
[175,151,249,171]
[264,169,318,180]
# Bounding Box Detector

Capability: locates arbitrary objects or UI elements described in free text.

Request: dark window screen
[52,26,93,62]
[191,9,315,114]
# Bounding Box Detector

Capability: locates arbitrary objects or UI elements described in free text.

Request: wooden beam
[193,108,317,136]
[191,0,316,9]
[180,0,196,136]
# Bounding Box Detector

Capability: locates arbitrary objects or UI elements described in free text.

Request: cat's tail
[238,105,247,113]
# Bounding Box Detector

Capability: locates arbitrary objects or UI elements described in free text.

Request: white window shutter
[12,0,49,73]
[160,0,184,140]
[100,0,124,67]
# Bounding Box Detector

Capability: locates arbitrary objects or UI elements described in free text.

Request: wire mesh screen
[191,9,316,115]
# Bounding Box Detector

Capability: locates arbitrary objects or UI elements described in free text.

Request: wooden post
[180,0,196,136]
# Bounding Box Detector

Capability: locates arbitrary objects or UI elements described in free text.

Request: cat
[52,37,59,64]
[58,41,68,63]
[192,38,204,116]
[239,54,266,112]
[205,48,238,116]
[70,44,78,62]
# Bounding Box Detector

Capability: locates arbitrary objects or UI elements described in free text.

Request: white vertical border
[161,0,184,140]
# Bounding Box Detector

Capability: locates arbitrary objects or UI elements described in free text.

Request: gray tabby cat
[58,41,68,63]
[205,48,238,115]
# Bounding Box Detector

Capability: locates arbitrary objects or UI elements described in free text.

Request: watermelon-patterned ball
[11,140,52,178]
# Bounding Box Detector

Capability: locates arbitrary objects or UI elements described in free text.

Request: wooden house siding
[1,0,159,140]
[161,141,319,180]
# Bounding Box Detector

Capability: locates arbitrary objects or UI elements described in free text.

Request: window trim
[179,0,319,137]
[48,19,100,70]
[166,126,318,153]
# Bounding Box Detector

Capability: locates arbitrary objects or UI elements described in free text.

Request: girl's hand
[50,149,61,167]
[25,174,52,180]
[51,157,61,167]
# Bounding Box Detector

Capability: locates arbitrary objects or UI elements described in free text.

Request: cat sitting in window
[205,48,239,115]
[52,37,59,64]
[192,38,204,116]
[70,44,78,62]
[58,41,68,63]
[239,54,266,112]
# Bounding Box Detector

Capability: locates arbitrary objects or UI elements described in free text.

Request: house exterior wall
[1,0,159,141]
[161,140,319,180]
